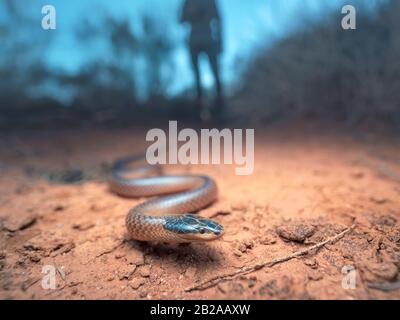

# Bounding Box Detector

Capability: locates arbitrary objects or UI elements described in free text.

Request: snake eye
[199,228,206,234]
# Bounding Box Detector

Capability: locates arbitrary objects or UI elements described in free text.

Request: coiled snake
[109,156,224,242]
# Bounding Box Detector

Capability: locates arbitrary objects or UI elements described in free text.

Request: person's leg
[207,50,224,112]
[189,48,203,108]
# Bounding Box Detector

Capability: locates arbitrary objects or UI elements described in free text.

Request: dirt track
[0,121,399,300]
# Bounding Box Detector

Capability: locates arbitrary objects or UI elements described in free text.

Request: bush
[233,0,400,125]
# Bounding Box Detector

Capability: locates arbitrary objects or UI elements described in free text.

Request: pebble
[276,223,316,243]
[114,252,126,259]
[28,253,41,263]
[238,243,247,253]
[125,249,145,266]
[139,265,151,278]
[130,278,146,290]
[3,214,37,232]
[243,239,254,249]
[303,258,318,269]
[139,289,148,298]
[107,275,115,282]
[118,264,136,280]
[247,276,257,288]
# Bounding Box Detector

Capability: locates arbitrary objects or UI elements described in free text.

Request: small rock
[233,249,242,257]
[107,276,115,282]
[28,253,41,263]
[243,239,254,249]
[125,249,144,266]
[53,205,66,212]
[247,276,257,288]
[238,243,247,253]
[3,214,37,232]
[139,289,148,298]
[130,277,146,290]
[303,258,318,269]
[114,252,126,260]
[276,223,316,243]
[118,264,136,280]
[139,265,151,278]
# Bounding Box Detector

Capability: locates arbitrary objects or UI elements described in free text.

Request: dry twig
[185,224,356,292]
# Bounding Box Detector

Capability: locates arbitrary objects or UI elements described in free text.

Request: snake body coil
[109,156,224,242]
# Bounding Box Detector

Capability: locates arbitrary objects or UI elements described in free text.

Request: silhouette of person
[180,0,224,118]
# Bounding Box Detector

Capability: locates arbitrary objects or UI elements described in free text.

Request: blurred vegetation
[0,0,52,110]
[70,13,177,110]
[0,0,178,126]
[0,0,399,128]
[233,0,400,126]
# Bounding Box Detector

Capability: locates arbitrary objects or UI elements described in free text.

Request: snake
[108,155,224,243]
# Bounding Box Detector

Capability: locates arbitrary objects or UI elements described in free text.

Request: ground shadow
[126,238,223,270]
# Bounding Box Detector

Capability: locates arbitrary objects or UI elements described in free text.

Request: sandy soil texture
[0,121,399,300]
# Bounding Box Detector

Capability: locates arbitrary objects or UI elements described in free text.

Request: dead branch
[185,224,356,292]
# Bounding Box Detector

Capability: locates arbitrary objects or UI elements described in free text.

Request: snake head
[164,214,224,242]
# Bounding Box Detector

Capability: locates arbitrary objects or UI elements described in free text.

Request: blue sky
[10,0,386,97]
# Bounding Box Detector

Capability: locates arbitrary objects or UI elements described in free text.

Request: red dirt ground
[0,121,399,300]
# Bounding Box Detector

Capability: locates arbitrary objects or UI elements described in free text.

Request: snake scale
[109,155,224,242]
